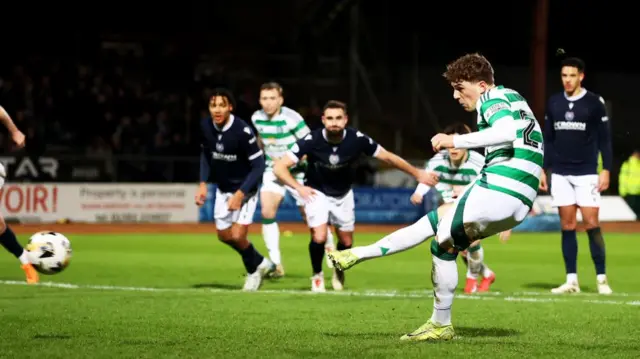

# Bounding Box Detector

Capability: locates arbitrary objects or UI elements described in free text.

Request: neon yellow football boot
[327,249,360,271]
[400,320,455,342]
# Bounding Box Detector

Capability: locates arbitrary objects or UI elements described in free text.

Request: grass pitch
[1,230,639,358]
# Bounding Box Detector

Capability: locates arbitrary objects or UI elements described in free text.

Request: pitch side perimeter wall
[0,184,636,230]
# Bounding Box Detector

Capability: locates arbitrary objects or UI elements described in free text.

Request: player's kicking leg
[330,185,528,341]
[214,190,275,291]
[0,215,38,284]
[401,185,528,342]
[329,201,496,293]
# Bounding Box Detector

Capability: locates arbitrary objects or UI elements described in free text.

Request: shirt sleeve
[356,130,382,156]
[242,126,264,162]
[288,111,311,140]
[286,134,313,163]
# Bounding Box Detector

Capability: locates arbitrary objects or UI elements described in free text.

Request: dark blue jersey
[286,127,381,197]
[543,89,612,176]
[199,115,265,195]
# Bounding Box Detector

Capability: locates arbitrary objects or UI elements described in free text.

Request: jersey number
[519,110,542,150]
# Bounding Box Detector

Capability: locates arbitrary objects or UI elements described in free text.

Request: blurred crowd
[0,46,324,161]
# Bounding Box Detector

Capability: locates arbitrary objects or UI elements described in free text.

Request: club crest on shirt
[216,142,224,152]
[564,111,574,121]
[329,154,340,165]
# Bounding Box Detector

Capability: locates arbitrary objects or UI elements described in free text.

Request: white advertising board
[532,195,637,221]
[0,183,199,223]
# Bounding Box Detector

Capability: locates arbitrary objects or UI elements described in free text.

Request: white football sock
[466,246,484,279]
[18,250,30,265]
[597,274,607,283]
[482,264,494,278]
[566,273,578,284]
[430,255,458,326]
[350,215,434,261]
[262,222,281,265]
[325,227,335,249]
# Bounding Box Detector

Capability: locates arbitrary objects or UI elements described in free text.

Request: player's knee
[261,206,278,219]
[582,216,599,230]
[310,226,328,244]
[560,217,577,231]
[336,231,353,248]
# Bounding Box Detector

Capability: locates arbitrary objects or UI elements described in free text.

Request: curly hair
[443,53,495,85]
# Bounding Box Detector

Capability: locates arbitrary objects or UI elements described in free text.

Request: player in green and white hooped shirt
[252,82,336,281]
[328,53,543,341]
[410,122,497,294]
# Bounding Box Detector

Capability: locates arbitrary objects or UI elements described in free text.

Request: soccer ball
[25,231,73,275]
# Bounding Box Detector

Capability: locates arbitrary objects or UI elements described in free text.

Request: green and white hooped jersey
[426,150,485,203]
[475,85,544,208]
[251,106,310,175]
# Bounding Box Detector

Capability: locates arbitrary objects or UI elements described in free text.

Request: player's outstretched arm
[453,119,517,149]
[273,156,302,191]
[374,148,438,186]
[0,106,25,149]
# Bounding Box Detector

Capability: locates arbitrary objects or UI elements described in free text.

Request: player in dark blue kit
[195,88,275,291]
[273,100,438,292]
[539,57,613,295]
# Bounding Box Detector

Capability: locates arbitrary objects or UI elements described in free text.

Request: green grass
[1,230,640,358]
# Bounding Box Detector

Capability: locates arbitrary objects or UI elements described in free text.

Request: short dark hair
[561,57,585,73]
[210,87,235,108]
[443,53,495,85]
[323,100,347,114]
[443,122,472,135]
[260,82,283,96]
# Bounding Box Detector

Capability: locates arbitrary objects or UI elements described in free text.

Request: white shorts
[550,174,600,208]
[437,184,529,250]
[260,171,305,206]
[214,188,258,230]
[304,189,355,231]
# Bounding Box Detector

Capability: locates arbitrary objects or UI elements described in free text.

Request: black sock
[227,241,263,274]
[587,227,606,275]
[0,227,24,258]
[309,240,325,274]
[337,241,351,251]
[561,230,578,274]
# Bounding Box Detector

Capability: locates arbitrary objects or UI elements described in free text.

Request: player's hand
[227,190,245,211]
[195,183,208,207]
[416,170,439,186]
[598,170,610,192]
[499,229,512,243]
[296,186,317,203]
[430,133,454,151]
[410,192,423,206]
[10,130,25,150]
[538,170,548,192]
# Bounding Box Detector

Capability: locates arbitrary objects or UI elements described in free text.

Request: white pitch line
[1,280,639,307]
